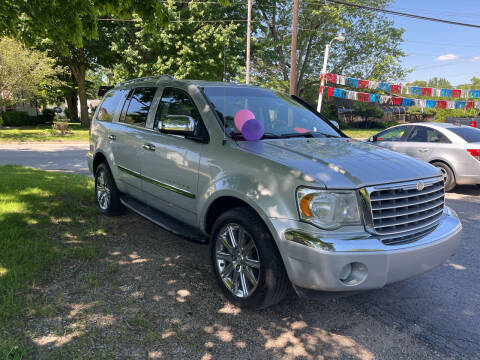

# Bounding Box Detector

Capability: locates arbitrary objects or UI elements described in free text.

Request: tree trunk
[66,93,79,122]
[69,48,89,127]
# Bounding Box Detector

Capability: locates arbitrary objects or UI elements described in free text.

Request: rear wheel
[210,207,289,309]
[432,162,455,192]
[95,163,123,215]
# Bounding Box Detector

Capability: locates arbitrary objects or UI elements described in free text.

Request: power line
[326,0,480,29]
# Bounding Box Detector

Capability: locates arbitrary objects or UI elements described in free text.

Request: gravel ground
[22,185,480,360]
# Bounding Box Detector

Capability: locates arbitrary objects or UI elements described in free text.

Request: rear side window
[120,87,157,127]
[449,127,480,142]
[97,90,126,122]
[407,126,450,143]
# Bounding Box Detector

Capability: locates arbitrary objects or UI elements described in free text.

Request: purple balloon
[241,119,264,141]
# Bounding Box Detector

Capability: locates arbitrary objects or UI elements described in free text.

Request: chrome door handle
[143,143,155,151]
[108,134,116,140]
[419,148,429,152]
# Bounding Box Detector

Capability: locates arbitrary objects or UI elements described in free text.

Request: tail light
[467,149,480,161]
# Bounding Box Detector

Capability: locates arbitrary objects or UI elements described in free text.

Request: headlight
[296,188,361,229]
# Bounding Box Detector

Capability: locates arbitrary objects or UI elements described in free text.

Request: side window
[97,89,126,122]
[376,126,407,142]
[154,88,201,130]
[119,87,157,127]
[407,126,450,143]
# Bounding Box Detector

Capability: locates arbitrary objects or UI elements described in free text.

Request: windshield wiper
[228,130,281,139]
[280,131,340,139]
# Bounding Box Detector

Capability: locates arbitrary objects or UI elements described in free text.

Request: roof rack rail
[115,74,175,87]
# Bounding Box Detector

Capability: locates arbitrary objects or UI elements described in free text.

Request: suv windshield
[202,86,340,139]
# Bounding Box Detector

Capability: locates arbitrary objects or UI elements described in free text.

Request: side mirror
[331,120,339,129]
[160,115,195,136]
[369,135,377,142]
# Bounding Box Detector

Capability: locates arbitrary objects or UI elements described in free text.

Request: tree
[100,2,246,83]
[427,77,451,89]
[353,103,384,123]
[0,37,62,109]
[406,80,427,87]
[253,0,407,99]
[0,0,171,126]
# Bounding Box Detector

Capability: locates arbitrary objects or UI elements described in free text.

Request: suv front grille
[367,177,445,243]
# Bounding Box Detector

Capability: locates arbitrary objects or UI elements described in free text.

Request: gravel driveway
[23,185,480,360]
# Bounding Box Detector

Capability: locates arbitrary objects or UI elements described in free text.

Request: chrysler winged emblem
[416,181,425,191]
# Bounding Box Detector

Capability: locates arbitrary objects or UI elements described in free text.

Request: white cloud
[435,54,459,61]
[470,56,480,61]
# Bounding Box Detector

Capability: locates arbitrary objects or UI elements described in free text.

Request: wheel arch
[429,158,456,177]
[93,151,109,174]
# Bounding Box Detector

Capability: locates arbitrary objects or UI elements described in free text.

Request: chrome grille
[367,177,445,243]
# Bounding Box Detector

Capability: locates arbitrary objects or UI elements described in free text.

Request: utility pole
[246,0,253,84]
[289,0,300,95]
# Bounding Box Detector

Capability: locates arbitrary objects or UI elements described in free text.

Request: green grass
[0,165,101,357]
[0,123,89,143]
[343,128,382,139]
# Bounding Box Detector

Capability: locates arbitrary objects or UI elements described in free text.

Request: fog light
[339,263,352,281]
[339,262,368,286]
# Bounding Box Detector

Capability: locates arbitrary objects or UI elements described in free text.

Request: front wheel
[95,163,123,215]
[432,162,455,192]
[210,208,289,309]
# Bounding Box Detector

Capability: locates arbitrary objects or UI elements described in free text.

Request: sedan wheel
[215,223,260,298]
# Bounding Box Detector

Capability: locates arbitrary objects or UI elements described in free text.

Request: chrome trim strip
[117,165,195,199]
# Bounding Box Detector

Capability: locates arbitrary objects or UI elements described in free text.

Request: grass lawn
[0,123,89,143]
[343,128,382,139]
[0,165,103,358]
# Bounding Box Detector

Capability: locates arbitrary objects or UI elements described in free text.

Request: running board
[120,196,208,243]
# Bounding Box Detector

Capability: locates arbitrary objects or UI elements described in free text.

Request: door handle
[108,134,116,140]
[143,143,155,151]
[419,148,429,152]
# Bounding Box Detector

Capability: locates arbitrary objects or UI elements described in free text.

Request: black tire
[209,207,289,309]
[432,162,456,192]
[94,162,124,215]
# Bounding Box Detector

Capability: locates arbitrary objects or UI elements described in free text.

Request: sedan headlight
[296,188,361,229]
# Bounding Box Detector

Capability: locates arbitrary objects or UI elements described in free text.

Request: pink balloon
[234,109,255,131]
[242,119,264,141]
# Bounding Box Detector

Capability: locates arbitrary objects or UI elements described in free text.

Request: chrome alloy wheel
[96,169,111,210]
[215,223,261,298]
[439,167,449,183]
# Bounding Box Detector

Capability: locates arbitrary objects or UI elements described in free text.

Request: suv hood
[237,137,440,189]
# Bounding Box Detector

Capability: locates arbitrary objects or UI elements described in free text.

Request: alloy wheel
[215,223,260,298]
[96,169,111,210]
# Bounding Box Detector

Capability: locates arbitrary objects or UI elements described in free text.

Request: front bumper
[86,150,94,174]
[270,206,462,293]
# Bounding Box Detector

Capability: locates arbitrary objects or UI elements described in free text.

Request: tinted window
[376,126,407,142]
[154,88,201,129]
[449,127,480,142]
[97,89,126,122]
[120,87,157,126]
[408,126,450,143]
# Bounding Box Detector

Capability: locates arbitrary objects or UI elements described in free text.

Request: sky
[384,0,480,86]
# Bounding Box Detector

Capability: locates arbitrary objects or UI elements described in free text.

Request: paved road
[2,142,479,358]
[0,142,89,175]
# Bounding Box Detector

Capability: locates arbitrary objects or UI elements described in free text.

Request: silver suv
[88,75,462,309]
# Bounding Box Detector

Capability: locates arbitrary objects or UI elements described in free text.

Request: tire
[94,162,123,215]
[432,161,456,192]
[209,207,289,309]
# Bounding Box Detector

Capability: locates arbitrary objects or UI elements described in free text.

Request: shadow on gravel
[19,208,464,360]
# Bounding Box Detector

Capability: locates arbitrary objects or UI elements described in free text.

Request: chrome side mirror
[331,120,339,129]
[159,115,195,135]
[369,135,377,142]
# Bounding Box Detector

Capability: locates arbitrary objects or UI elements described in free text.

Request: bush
[349,119,396,129]
[1,110,54,126]
[0,115,3,127]
[40,108,55,122]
